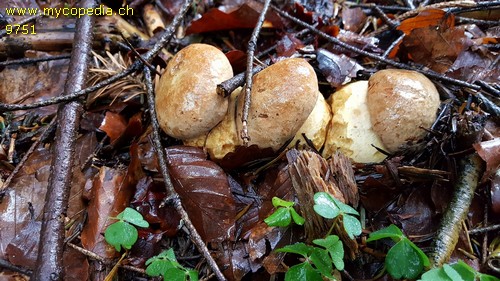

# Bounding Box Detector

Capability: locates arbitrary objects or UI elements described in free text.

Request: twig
[143,67,227,281]
[370,4,398,29]
[66,243,145,274]
[431,154,484,267]
[270,5,481,91]
[469,224,500,235]
[217,64,266,97]
[0,54,71,67]
[0,118,56,199]
[0,258,32,276]
[476,81,500,97]
[0,0,192,112]
[240,0,272,145]
[382,33,405,58]
[31,1,95,280]
[0,14,41,38]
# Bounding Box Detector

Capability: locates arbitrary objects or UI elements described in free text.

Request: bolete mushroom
[289,93,331,150]
[367,69,440,153]
[322,81,387,163]
[155,43,233,140]
[236,58,319,151]
[205,88,242,160]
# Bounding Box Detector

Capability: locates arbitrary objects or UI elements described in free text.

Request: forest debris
[432,153,484,267]
[185,1,283,34]
[166,146,236,243]
[142,4,165,36]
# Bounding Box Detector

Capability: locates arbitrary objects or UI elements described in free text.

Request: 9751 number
[5,24,36,35]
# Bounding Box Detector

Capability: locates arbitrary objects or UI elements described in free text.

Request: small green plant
[419,260,500,281]
[266,192,362,281]
[104,207,149,251]
[277,235,343,281]
[146,249,199,281]
[313,192,362,239]
[366,224,430,280]
[264,197,305,227]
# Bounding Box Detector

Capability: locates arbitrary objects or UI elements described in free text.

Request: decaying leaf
[316,48,364,87]
[166,146,236,242]
[80,143,143,258]
[397,9,455,35]
[186,1,283,34]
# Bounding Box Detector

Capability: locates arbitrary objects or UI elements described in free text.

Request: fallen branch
[143,67,227,281]
[431,153,484,267]
[240,0,272,144]
[32,0,95,279]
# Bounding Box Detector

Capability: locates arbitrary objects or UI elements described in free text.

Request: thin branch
[382,33,405,58]
[0,54,71,67]
[32,0,95,280]
[143,67,227,281]
[271,5,481,91]
[469,224,500,235]
[240,0,272,144]
[0,258,32,276]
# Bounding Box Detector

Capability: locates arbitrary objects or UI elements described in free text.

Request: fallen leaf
[167,146,236,242]
[397,9,454,35]
[98,111,127,143]
[80,143,143,258]
[316,48,364,87]
[403,25,473,73]
[342,7,367,33]
[186,1,282,34]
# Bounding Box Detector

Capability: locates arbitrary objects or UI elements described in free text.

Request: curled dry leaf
[316,48,364,88]
[98,111,127,143]
[166,146,236,242]
[473,138,500,180]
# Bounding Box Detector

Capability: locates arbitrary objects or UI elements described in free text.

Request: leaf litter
[0,0,499,280]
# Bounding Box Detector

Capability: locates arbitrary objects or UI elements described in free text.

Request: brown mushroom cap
[322,81,387,163]
[367,69,440,153]
[237,58,319,151]
[155,43,233,139]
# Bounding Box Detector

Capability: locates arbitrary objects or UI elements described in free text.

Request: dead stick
[31,0,95,280]
[431,153,484,267]
[0,54,71,67]
[240,0,272,144]
[0,0,193,112]
[143,67,227,281]
[271,5,481,91]
[217,64,266,97]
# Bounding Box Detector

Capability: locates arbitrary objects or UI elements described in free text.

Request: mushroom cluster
[155,44,441,163]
